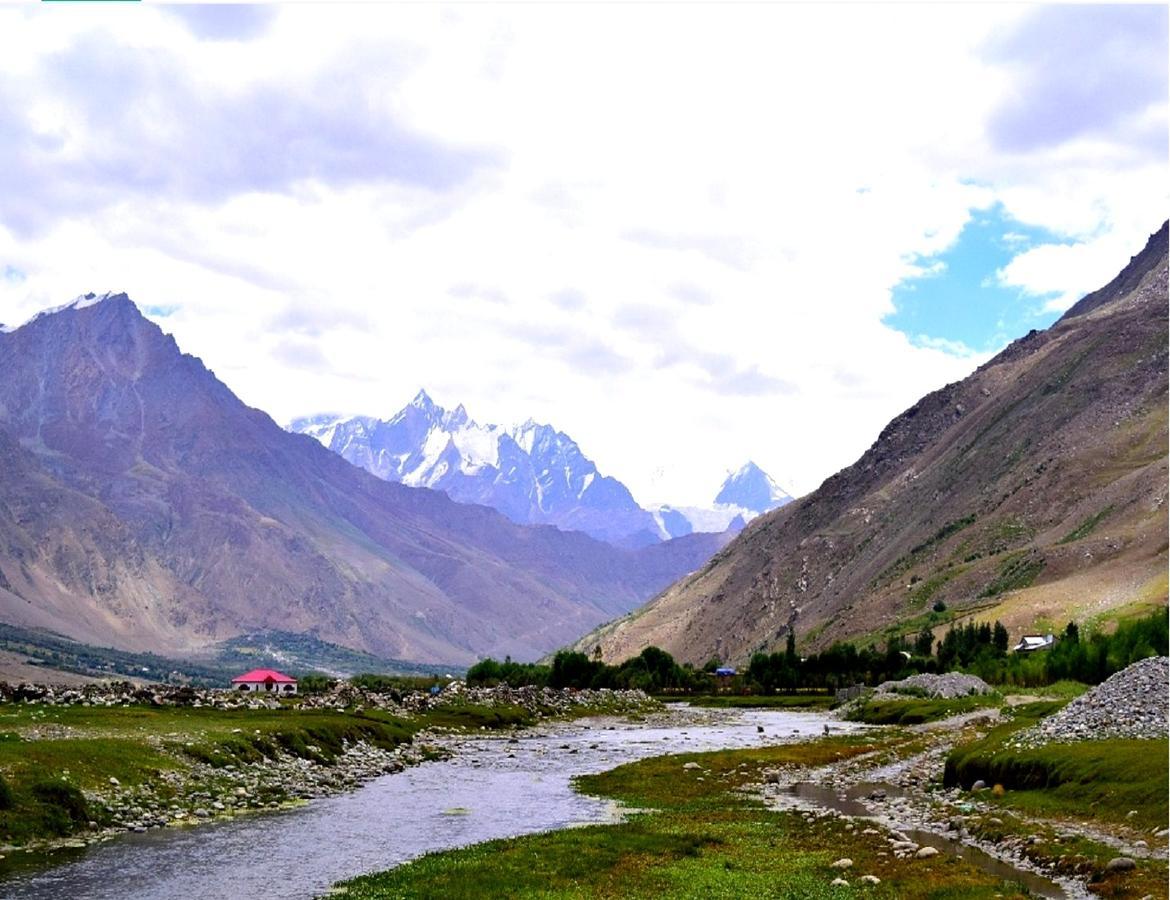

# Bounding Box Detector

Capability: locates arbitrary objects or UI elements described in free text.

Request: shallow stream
[0,707,843,899]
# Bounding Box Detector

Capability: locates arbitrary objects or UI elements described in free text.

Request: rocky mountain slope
[576,223,1169,665]
[654,461,793,539]
[0,295,729,665]
[290,396,663,548]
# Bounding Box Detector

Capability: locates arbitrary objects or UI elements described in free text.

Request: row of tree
[467,645,712,693]
[465,608,1168,694]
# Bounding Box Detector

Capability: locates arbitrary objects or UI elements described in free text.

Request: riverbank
[335,725,1045,899]
[0,683,659,854]
[332,670,1169,899]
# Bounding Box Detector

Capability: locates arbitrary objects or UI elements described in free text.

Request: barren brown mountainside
[577,223,1169,666]
[0,296,728,665]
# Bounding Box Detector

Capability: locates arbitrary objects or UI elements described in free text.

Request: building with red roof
[231,668,298,695]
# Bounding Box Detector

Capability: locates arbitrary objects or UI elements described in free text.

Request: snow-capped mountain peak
[651,461,792,540]
[4,291,123,333]
[714,460,792,512]
[289,393,661,547]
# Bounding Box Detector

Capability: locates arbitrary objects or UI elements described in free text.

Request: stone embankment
[0,678,653,719]
[98,739,428,835]
[1012,656,1169,748]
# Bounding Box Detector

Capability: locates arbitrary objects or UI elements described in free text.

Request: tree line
[465,608,1167,694]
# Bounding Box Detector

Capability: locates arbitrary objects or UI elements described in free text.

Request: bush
[0,774,13,811]
[31,779,90,833]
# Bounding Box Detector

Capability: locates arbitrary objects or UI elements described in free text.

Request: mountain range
[0,294,731,665]
[575,223,1169,666]
[290,397,663,547]
[291,403,791,546]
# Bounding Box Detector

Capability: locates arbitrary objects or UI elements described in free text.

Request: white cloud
[0,4,1164,506]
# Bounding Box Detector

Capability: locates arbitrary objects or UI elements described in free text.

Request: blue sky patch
[885,205,1067,354]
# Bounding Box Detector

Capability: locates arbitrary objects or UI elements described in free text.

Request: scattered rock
[858,875,881,885]
[915,846,940,859]
[831,858,853,869]
[1105,857,1137,872]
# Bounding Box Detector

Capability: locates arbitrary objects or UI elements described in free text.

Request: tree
[992,621,1009,655]
[914,626,935,657]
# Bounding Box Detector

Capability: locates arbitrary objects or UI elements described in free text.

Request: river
[0,706,849,900]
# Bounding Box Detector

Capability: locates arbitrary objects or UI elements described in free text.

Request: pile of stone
[873,672,994,699]
[1012,656,1168,747]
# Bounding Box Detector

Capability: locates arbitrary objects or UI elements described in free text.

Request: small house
[231,668,298,695]
[1012,634,1055,653]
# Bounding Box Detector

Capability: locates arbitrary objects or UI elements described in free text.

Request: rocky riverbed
[751,680,1170,899]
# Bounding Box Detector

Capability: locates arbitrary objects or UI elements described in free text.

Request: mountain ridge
[572,223,1169,666]
[0,293,730,664]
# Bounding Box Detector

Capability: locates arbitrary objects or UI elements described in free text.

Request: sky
[0,3,1165,506]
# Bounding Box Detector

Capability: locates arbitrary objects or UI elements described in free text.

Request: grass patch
[946,733,1169,830]
[978,551,1045,598]
[335,733,1033,899]
[682,694,835,710]
[420,703,535,732]
[1057,506,1114,544]
[875,515,977,585]
[908,565,968,606]
[843,694,1000,725]
[943,700,1168,831]
[1003,680,1089,702]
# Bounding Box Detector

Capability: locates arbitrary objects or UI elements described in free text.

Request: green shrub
[31,779,90,833]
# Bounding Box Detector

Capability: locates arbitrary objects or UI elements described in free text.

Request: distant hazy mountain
[291,395,664,547]
[0,293,732,664]
[652,461,793,539]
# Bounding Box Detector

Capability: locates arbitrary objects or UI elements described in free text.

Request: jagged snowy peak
[290,393,661,547]
[714,461,792,512]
